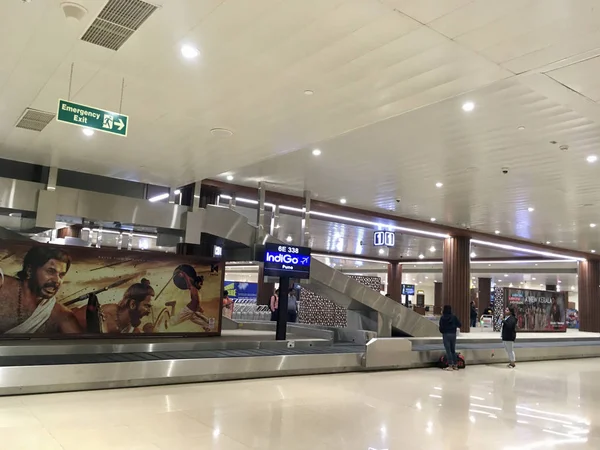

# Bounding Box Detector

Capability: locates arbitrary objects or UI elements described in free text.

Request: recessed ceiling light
[504,274,509,277]
[462,101,475,112]
[545,241,551,245]
[304,90,314,96]
[82,128,94,136]
[498,279,502,282]
[181,44,199,59]
[557,280,561,284]
[592,250,596,253]
[226,175,234,181]
[571,285,575,290]
[494,230,500,235]
[210,128,233,138]
[470,252,477,258]
[418,254,425,259]
[587,155,598,163]
[286,236,293,243]
[425,276,429,279]
[312,148,321,156]
[429,246,436,252]
[532,277,537,281]
[528,207,535,212]
[430,218,436,222]
[517,126,525,131]
[540,283,544,287]
[378,248,385,255]
[340,198,347,204]
[435,182,443,188]
[591,223,597,228]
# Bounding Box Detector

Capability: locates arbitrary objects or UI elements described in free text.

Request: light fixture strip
[211,194,588,260]
[312,253,390,265]
[471,239,585,261]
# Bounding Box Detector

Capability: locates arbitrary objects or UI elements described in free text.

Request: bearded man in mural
[0,246,82,334]
[99,278,155,334]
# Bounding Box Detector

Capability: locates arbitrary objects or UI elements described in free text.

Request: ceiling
[233,205,530,260]
[3,1,600,254]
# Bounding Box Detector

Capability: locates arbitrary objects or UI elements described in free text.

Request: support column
[270,205,281,239]
[442,236,471,332]
[578,260,600,332]
[256,182,266,242]
[478,278,492,313]
[386,262,402,302]
[256,264,275,306]
[301,190,311,247]
[434,282,443,315]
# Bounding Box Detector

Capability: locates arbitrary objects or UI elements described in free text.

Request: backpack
[437,353,466,369]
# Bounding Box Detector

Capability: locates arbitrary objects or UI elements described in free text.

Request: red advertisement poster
[0,241,223,337]
[505,288,567,332]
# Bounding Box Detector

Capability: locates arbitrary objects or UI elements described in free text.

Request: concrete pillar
[434,282,443,315]
[386,262,402,302]
[301,190,311,247]
[257,264,275,307]
[256,182,266,242]
[478,278,492,312]
[578,260,600,332]
[442,236,471,332]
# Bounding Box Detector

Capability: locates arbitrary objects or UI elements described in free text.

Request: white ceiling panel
[547,57,600,102]
[3,0,600,256]
[229,78,600,253]
[383,0,474,24]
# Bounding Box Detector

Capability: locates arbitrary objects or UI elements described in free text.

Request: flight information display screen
[264,243,311,279]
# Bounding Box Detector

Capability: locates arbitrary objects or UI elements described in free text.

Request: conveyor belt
[413,340,600,351]
[0,344,365,367]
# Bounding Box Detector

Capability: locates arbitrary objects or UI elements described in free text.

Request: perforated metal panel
[81,0,158,51]
[15,108,55,132]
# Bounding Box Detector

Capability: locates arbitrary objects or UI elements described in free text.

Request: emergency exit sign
[57,99,129,137]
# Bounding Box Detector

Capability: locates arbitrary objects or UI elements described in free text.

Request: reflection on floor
[1,359,598,449]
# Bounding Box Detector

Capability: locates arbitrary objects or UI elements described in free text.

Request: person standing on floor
[439,305,461,371]
[270,289,279,322]
[502,306,518,368]
[287,287,298,323]
[470,301,478,328]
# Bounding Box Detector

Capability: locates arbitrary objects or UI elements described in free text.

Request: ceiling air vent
[15,108,56,132]
[80,0,158,51]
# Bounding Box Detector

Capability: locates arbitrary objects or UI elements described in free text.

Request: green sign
[57,99,129,137]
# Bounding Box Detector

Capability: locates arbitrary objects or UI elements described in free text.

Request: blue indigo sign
[264,243,311,279]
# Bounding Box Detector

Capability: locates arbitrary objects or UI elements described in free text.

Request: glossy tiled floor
[1,359,599,449]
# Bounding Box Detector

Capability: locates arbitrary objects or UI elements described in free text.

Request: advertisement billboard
[0,241,223,337]
[224,281,258,301]
[402,284,415,295]
[505,288,567,332]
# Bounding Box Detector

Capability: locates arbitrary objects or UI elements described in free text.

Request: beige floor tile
[4,358,600,449]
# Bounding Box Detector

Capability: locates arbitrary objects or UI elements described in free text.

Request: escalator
[201,205,439,337]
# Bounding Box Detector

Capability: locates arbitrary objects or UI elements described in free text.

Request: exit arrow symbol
[115,118,125,131]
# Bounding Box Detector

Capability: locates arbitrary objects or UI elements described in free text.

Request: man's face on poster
[29,259,68,300]
[129,295,153,327]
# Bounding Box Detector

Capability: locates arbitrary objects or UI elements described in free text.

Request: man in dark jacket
[502,307,517,368]
[470,301,478,328]
[439,305,461,371]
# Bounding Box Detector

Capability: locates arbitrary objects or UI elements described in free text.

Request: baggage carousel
[1,330,600,396]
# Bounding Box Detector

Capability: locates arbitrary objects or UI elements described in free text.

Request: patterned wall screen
[299,275,382,327]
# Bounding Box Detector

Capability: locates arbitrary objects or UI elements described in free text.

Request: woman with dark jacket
[439,305,461,371]
[502,307,517,368]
